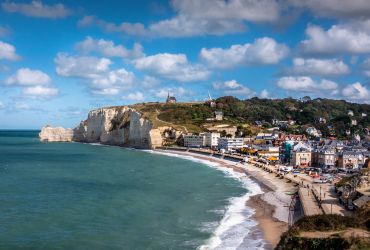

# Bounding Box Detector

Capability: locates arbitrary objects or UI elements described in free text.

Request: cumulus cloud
[55,53,135,96]
[75,37,144,59]
[290,0,370,19]
[90,68,134,91]
[4,68,59,99]
[213,80,255,97]
[148,15,246,37]
[342,82,369,101]
[23,85,59,98]
[2,0,70,18]
[55,53,112,78]
[78,16,148,36]
[277,76,338,93]
[172,0,281,22]
[291,58,350,76]
[300,23,370,55]
[5,68,51,85]
[123,91,145,102]
[0,40,20,61]
[78,0,282,38]
[134,53,210,82]
[200,37,288,69]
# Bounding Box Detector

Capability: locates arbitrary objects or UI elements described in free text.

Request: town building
[203,132,220,148]
[290,142,312,167]
[306,127,322,137]
[214,111,223,121]
[166,91,177,103]
[319,117,327,124]
[351,119,357,126]
[183,134,205,148]
[313,146,336,169]
[348,110,354,116]
[253,145,280,158]
[218,138,244,152]
[337,151,363,169]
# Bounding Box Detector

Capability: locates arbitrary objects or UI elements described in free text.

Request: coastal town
[160,94,370,221]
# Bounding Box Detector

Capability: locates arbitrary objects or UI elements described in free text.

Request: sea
[0,130,267,249]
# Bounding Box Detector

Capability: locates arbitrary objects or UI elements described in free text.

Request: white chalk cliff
[39,106,179,149]
[39,125,74,142]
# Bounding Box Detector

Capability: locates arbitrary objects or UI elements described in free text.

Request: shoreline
[153,149,296,249]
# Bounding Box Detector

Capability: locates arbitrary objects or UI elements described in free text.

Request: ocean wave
[147,150,267,250]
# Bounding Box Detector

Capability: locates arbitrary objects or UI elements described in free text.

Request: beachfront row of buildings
[182,132,370,170]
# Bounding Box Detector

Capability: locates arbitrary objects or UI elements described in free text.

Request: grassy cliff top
[119,96,370,136]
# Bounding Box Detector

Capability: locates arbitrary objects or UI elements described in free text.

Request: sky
[0,0,370,129]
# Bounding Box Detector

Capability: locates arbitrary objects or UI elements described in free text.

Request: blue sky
[0,0,369,129]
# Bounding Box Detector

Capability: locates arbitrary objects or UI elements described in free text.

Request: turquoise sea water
[0,131,264,249]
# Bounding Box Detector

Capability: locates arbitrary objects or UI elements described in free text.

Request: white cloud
[5,68,51,86]
[75,36,144,59]
[277,76,338,93]
[213,80,255,97]
[148,15,246,37]
[134,53,210,82]
[260,89,270,98]
[2,0,70,18]
[23,85,59,98]
[91,68,134,90]
[55,53,135,96]
[290,0,370,19]
[55,53,112,78]
[78,0,281,38]
[78,16,148,36]
[0,40,20,61]
[291,58,350,76]
[172,0,281,22]
[123,92,145,102]
[300,23,370,55]
[342,82,369,101]
[0,101,5,109]
[200,37,288,69]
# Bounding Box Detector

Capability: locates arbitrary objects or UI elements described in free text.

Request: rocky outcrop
[39,106,181,149]
[39,125,74,142]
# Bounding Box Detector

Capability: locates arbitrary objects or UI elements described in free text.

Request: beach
[154,149,297,249]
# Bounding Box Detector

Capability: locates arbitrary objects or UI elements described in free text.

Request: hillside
[131,97,370,138]
[275,203,370,250]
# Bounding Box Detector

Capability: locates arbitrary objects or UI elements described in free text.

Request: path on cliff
[155,109,188,133]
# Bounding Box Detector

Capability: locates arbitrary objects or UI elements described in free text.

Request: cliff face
[39,125,74,142]
[40,106,179,148]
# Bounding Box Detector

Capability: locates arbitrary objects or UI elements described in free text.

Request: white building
[203,132,220,147]
[218,138,244,152]
[348,110,354,116]
[214,111,223,121]
[306,127,321,137]
[183,135,205,148]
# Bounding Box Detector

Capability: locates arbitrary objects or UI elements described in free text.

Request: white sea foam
[147,150,267,250]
